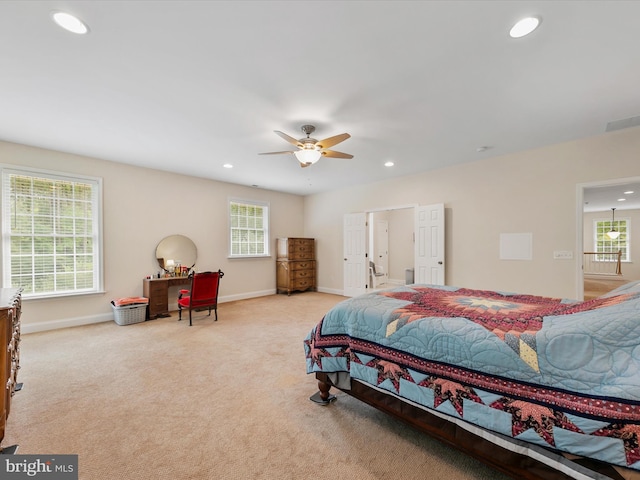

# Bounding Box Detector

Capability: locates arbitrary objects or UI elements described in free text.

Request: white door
[414,203,445,285]
[375,220,389,284]
[343,213,368,297]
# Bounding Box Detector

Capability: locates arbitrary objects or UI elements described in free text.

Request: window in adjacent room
[228,198,269,257]
[593,216,630,262]
[1,166,103,298]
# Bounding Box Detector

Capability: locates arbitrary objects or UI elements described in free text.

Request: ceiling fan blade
[258,151,296,155]
[274,130,303,147]
[316,133,350,149]
[321,150,354,159]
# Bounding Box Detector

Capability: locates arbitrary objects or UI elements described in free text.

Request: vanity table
[145,234,198,319]
[143,277,191,319]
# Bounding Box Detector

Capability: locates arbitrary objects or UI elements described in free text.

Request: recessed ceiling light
[223,163,233,169]
[618,198,626,202]
[509,17,540,38]
[52,11,89,34]
[624,190,635,195]
[384,161,394,167]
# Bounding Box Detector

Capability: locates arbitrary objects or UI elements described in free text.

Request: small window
[594,217,630,262]
[1,166,103,298]
[229,199,269,258]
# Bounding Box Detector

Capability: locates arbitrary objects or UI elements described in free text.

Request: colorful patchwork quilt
[305,281,640,471]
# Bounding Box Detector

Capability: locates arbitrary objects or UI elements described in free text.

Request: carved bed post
[317,379,332,401]
[309,376,337,405]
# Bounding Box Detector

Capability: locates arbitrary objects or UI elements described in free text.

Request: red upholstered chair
[177,270,224,326]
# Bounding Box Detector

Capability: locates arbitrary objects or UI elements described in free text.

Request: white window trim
[228,197,270,259]
[1,164,104,298]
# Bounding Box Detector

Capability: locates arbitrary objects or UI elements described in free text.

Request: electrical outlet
[553,250,573,259]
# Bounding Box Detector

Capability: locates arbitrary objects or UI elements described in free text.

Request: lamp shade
[294,149,321,165]
[607,208,620,239]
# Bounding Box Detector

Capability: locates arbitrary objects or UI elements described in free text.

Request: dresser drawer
[289,260,315,271]
[149,296,166,308]
[290,277,315,290]
[147,282,167,295]
[287,243,314,260]
[277,238,314,260]
[292,268,315,280]
[287,238,313,247]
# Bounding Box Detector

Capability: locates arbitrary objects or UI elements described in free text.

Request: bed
[304,281,640,480]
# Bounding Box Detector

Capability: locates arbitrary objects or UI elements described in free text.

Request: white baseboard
[21,290,280,334]
[316,286,344,296]
[22,313,112,334]
[217,289,276,303]
[20,288,355,334]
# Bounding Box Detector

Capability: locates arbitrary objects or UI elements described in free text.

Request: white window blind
[1,167,102,297]
[229,199,269,257]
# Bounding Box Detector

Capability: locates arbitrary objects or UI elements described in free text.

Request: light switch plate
[553,250,573,259]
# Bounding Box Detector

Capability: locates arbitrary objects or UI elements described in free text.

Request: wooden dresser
[1,288,22,447]
[276,238,316,295]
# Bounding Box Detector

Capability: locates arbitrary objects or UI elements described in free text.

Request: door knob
[438,261,443,265]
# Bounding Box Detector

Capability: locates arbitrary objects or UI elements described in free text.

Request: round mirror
[155,235,197,272]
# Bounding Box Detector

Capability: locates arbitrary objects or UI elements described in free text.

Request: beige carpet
[3,292,510,479]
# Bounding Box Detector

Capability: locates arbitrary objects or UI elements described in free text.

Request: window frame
[228,198,270,259]
[1,165,104,299]
[592,216,630,262]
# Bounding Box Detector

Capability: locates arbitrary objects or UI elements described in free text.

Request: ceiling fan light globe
[52,11,89,34]
[509,17,540,38]
[294,149,322,165]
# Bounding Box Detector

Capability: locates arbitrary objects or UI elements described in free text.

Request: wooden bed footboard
[315,372,629,480]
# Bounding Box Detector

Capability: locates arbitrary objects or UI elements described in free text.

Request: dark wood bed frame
[315,372,630,480]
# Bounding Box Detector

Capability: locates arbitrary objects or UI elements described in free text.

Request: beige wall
[304,127,640,300]
[4,126,640,330]
[0,141,305,332]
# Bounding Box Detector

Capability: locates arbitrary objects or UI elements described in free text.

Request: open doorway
[368,208,414,290]
[579,177,640,299]
[344,204,444,297]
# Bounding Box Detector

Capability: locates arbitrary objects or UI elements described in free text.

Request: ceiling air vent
[605,115,640,132]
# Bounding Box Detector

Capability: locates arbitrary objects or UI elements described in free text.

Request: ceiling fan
[259,125,353,168]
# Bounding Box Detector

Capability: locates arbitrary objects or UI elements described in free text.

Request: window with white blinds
[1,166,103,298]
[228,199,269,257]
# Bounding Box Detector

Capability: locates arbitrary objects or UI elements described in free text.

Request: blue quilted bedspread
[304,281,640,471]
